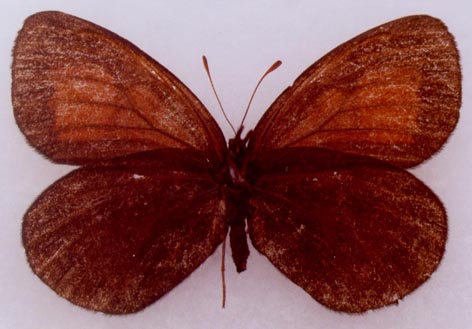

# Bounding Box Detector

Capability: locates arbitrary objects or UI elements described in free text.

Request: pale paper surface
[1,1,471,328]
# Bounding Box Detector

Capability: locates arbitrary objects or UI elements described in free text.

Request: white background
[1,1,471,328]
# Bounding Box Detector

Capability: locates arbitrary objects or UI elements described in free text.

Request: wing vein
[283,127,438,148]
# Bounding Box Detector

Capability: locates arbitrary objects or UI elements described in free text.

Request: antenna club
[270,60,282,72]
[202,55,209,71]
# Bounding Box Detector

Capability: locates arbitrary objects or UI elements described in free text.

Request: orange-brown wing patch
[12,11,226,164]
[22,150,227,314]
[250,15,461,167]
[248,148,447,312]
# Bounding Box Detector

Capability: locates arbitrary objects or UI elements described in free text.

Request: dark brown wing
[22,150,227,314]
[249,15,461,167]
[247,148,446,313]
[12,11,226,165]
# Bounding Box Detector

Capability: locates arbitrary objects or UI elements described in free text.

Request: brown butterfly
[12,11,461,314]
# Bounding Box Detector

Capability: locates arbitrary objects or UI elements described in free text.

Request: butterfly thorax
[227,128,252,183]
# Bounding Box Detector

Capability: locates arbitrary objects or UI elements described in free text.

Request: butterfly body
[12,11,461,314]
[214,127,253,273]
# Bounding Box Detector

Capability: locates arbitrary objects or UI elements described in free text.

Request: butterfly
[12,11,461,314]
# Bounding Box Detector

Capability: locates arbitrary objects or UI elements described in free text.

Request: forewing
[250,15,461,167]
[248,148,447,312]
[22,150,227,314]
[12,11,226,164]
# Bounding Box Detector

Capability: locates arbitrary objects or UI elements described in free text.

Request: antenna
[202,56,282,137]
[239,60,282,129]
[202,56,237,135]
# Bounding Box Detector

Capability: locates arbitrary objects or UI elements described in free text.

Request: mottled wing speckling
[22,150,227,314]
[12,11,226,165]
[250,15,461,167]
[248,148,447,313]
